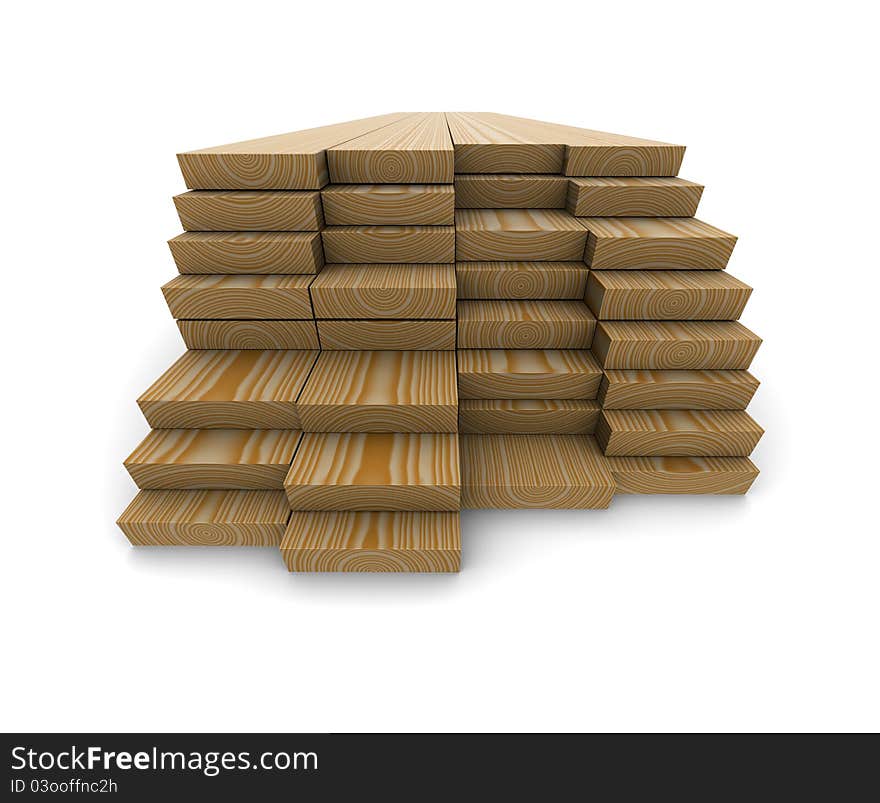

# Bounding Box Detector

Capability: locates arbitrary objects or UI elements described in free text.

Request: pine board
[596,410,764,457]
[117,489,290,546]
[456,261,587,300]
[297,350,458,433]
[458,349,602,399]
[281,511,461,572]
[124,429,302,489]
[454,175,567,208]
[138,349,318,429]
[592,321,762,369]
[322,226,455,263]
[321,184,454,225]
[173,191,323,231]
[599,369,760,410]
[609,456,759,494]
[327,113,454,183]
[455,209,587,261]
[585,271,752,320]
[162,275,314,320]
[317,320,455,350]
[459,399,599,434]
[178,320,319,350]
[567,177,703,217]
[284,432,460,511]
[583,218,737,269]
[168,232,324,275]
[310,264,456,319]
[457,300,596,348]
[460,434,614,509]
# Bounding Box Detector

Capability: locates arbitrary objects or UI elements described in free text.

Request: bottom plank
[459,399,599,434]
[608,456,759,494]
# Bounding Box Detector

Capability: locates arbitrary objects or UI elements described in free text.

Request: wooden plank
[455,209,587,261]
[177,113,412,190]
[583,218,737,269]
[585,270,752,320]
[297,351,457,433]
[609,456,759,494]
[124,429,302,489]
[178,320,319,349]
[460,434,614,508]
[567,177,703,217]
[321,184,454,225]
[284,432,460,511]
[599,369,760,410]
[454,175,567,208]
[457,300,596,348]
[138,349,318,429]
[117,490,289,545]
[162,275,313,320]
[310,264,456,319]
[168,232,324,275]
[592,321,762,370]
[173,191,323,232]
[458,349,602,399]
[327,113,454,183]
[322,226,455,263]
[459,399,599,434]
[596,410,764,457]
[456,261,587,300]
[281,511,460,572]
[318,320,455,350]
[445,112,564,173]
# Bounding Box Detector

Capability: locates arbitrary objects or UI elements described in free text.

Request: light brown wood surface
[454,175,568,208]
[585,270,752,320]
[608,456,759,494]
[281,511,461,572]
[125,428,301,489]
[162,275,313,320]
[456,261,587,299]
[138,349,318,429]
[168,232,324,275]
[457,300,596,348]
[459,399,599,434]
[457,349,602,399]
[285,433,460,511]
[327,113,454,183]
[567,177,703,217]
[455,209,587,261]
[173,191,323,231]
[592,321,762,369]
[118,489,290,545]
[178,320,319,349]
[322,226,455,263]
[321,184,454,225]
[460,434,614,508]
[599,369,760,410]
[317,320,455,350]
[297,350,457,433]
[310,264,456,319]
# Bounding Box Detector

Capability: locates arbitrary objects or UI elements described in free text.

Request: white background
[2,0,878,733]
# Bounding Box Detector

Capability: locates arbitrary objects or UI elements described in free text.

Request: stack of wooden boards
[118,113,762,573]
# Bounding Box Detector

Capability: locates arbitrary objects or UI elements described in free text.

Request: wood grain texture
[321,184,454,225]
[592,321,762,369]
[460,434,614,509]
[459,399,599,434]
[125,429,302,489]
[117,490,289,545]
[173,191,323,231]
[178,320,319,349]
[284,432,460,511]
[322,226,455,263]
[583,218,737,269]
[138,349,318,429]
[162,275,313,320]
[455,209,587,261]
[585,271,752,320]
[297,350,457,433]
[599,369,760,410]
[609,456,759,494]
[310,264,456,319]
[567,177,703,217]
[457,301,596,348]
[281,511,460,572]
[596,410,764,456]
[168,232,324,275]
[456,261,587,300]
[177,113,412,190]
[327,113,453,183]
[454,175,567,208]
[317,320,455,351]
[458,349,602,399]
